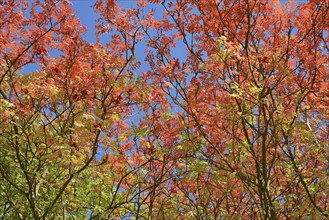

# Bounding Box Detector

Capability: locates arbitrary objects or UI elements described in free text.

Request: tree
[1,0,328,219]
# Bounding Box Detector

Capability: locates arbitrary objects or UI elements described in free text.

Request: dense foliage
[1,0,328,219]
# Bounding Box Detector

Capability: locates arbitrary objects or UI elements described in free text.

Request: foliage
[1,0,328,219]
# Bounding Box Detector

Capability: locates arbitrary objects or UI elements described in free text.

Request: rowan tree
[1,0,328,219]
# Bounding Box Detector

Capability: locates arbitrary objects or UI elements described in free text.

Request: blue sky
[72,0,139,43]
[72,1,99,43]
[21,0,309,75]
[21,1,140,74]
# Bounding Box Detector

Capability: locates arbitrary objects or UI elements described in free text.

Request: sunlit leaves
[1,0,329,219]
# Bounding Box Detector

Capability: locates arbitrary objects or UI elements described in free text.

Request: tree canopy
[0,0,328,219]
